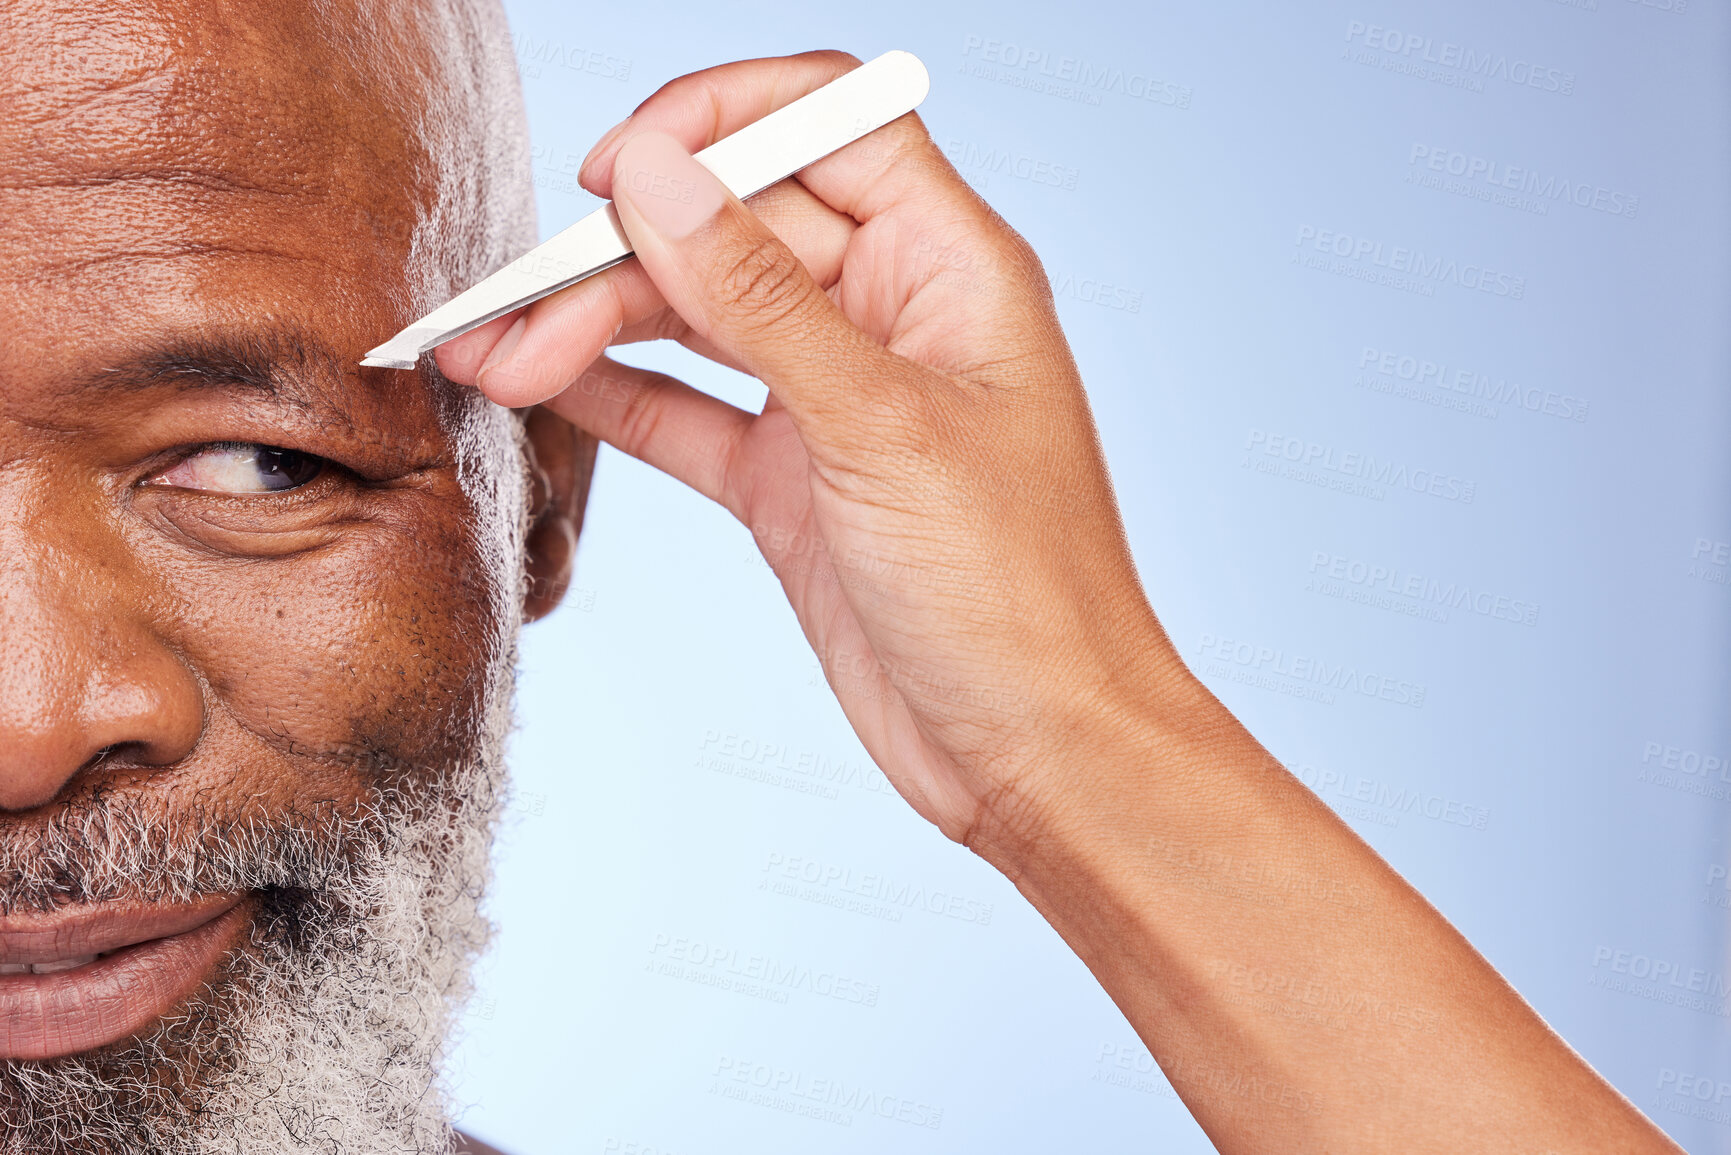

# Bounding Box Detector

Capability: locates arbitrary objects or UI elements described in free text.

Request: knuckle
[715,235,819,330]
[910,213,1050,313]
[997,227,1044,279]
[963,206,1043,279]
[610,374,666,456]
[647,309,691,344]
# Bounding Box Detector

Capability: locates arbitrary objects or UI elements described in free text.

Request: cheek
[168,506,513,775]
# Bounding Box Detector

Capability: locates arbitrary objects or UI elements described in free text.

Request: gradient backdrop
[447,2,1731,1151]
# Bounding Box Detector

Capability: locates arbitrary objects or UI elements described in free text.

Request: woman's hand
[438,50,1680,1155]
[437,50,1199,861]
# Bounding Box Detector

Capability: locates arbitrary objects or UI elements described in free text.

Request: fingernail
[612,132,725,240]
[478,314,528,384]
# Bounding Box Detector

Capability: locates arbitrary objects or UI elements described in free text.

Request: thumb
[610,131,884,423]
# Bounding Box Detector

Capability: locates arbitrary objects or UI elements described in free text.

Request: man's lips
[0,892,253,1060]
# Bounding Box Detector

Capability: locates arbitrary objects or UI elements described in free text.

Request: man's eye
[148,443,326,494]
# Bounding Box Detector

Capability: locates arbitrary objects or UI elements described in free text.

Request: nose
[0,567,202,812]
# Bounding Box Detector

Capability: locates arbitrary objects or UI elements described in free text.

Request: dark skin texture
[2,5,1680,1150]
[0,0,589,1047]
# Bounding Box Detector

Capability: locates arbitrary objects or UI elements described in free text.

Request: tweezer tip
[359,355,416,370]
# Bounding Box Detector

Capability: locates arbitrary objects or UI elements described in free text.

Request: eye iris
[251,447,321,491]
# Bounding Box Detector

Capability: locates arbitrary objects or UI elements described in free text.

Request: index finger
[578,50,976,226]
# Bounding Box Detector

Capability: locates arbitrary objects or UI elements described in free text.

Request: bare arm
[980,668,1667,1151]
[437,50,1679,1154]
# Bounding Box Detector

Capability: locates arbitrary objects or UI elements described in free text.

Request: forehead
[0,0,524,397]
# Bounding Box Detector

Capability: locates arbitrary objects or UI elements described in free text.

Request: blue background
[448,2,1731,1151]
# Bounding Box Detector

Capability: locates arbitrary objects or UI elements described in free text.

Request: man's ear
[520,406,598,623]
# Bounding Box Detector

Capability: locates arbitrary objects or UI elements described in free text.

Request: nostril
[0,740,168,814]
[84,741,163,773]
[0,638,204,810]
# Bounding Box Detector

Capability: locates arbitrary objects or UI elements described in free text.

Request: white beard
[0,381,534,1155]
[0,690,513,1155]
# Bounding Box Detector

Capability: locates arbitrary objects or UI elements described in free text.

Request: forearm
[974,669,1678,1154]
[454,50,1680,1148]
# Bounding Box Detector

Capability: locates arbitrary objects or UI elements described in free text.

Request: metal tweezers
[362,50,930,369]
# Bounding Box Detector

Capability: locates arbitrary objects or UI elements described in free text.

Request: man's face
[0,1,580,1149]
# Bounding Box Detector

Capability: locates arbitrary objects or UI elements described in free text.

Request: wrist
[963,648,1248,890]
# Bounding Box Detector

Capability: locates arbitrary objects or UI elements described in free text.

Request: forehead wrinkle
[25,240,326,281]
[0,174,394,289]
[0,0,536,336]
[0,21,415,228]
[4,83,382,212]
[0,0,531,435]
[0,7,178,124]
[0,164,320,200]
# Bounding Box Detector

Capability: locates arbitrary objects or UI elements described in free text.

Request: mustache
[0,771,494,915]
[0,764,503,1155]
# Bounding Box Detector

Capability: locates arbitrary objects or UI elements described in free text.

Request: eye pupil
[252,447,321,490]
